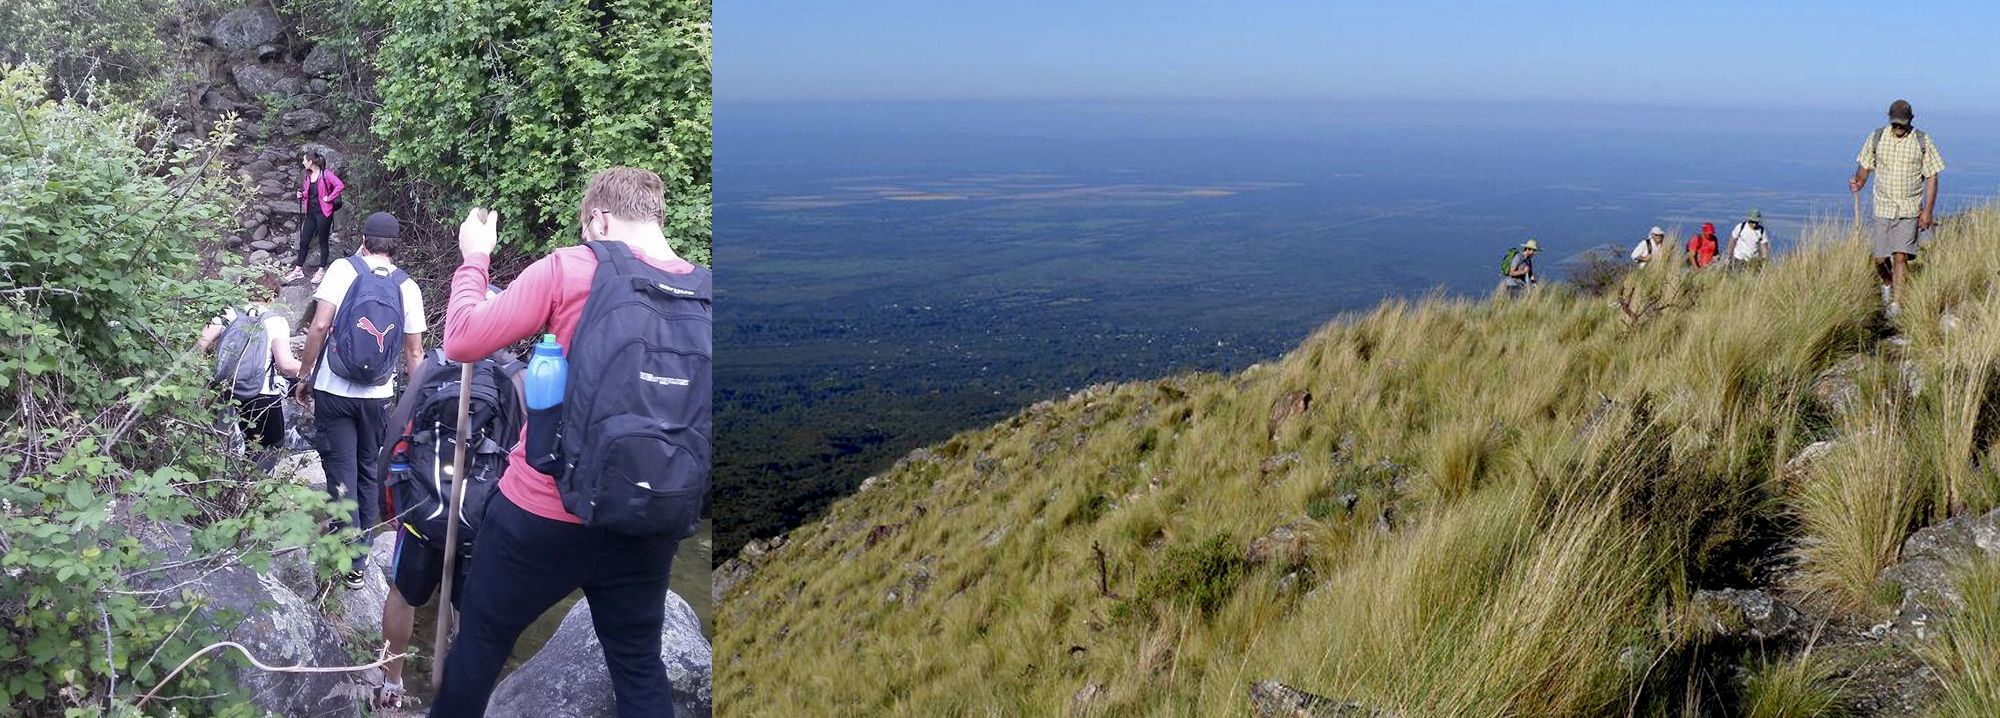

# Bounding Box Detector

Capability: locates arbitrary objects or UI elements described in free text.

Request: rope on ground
[134,640,405,709]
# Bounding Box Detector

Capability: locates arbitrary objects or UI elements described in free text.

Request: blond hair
[579,167,666,226]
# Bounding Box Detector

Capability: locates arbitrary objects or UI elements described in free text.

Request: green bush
[0,64,351,716]
[366,0,712,262]
[1122,533,1248,620]
[0,0,217,107]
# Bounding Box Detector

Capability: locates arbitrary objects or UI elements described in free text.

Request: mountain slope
[720,205,2000,716]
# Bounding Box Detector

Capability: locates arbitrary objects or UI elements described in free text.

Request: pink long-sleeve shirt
[300,169,345,217]
[443,244,697,523]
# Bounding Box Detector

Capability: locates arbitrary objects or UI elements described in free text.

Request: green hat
[1522,239,1540,251]
[1746,208,1762,222]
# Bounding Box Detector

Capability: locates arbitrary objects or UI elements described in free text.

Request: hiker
[1686,223,1720,269]
[288,149,345,285]
[197,280,302,473]
[1631,226,1668,266]
[293,211,426,589]
[1850,99,1945,317]
[1727,209,1772,269]
[372,345,523,712]
[431,167,711,717]
[1501,239,1539,295]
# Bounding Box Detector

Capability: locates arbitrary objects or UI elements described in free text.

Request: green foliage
[1123,533,1247,620]
[1739,652,1851,718]
[1925,557,2000,717]
[0,64,351,716]
[0,0,217,107]
[366,0,712,262]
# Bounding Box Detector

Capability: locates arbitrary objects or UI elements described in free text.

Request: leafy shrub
[0,0,218,106]
[0,64,350,715]
[1121,533,1247,620]
[366,0,712,262]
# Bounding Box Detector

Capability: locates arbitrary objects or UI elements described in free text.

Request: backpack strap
[588,240,713,300]
[375,351,442,483]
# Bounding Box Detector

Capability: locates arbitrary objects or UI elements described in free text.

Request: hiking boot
[342,568,365,589]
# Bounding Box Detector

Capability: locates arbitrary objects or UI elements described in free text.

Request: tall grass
[719,204,2000,716]
[1923,557,2000,717]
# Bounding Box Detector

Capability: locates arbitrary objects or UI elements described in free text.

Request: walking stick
[432,360,475,690]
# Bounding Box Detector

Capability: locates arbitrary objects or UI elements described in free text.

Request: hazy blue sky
[720,1,2000,111]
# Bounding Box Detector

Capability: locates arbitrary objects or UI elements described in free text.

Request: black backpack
[212,306,275,401]
[533,241,711,539]
[378,350,525,552]
[324,256,409,386]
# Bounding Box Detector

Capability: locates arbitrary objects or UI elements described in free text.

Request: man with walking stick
[431,168,711,717]
[1850,99,1945,318]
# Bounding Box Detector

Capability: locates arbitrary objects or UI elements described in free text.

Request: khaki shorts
[1872,217,1920,259]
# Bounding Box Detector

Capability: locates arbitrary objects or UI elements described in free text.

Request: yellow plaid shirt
[1857,125,1945,219]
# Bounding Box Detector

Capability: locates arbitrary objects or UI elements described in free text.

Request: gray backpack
[212,307,274,401]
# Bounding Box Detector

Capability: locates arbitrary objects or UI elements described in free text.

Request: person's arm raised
[442,209,555,362]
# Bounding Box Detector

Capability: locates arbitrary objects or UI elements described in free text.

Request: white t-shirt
[1631,238,1663,263]
[1730,222,1769,261]
[311,255,427,399]
[213,306,291,396]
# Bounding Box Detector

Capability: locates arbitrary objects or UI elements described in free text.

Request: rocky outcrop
[1880,506,2000,634]
[1248,681,1396,718]
[486,592,713,718]
[333,533,396,643]
[279,109,333,136]
[301,46,342,78]
[1689,588,1799,640]
[211,6,285,51]
[127,521,364,717]
[231,63,302,100]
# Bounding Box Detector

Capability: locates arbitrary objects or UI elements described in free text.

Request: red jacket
[299,169,345,218]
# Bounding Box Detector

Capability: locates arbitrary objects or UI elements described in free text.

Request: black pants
[235,392,286,450]
[432,493,680,717]
[312,390,386,550]
[296,209,333,269]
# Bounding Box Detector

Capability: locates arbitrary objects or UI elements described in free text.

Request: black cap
[1889,99,1914,126]
[361,211,401,239]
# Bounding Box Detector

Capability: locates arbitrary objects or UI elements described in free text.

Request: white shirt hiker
[1730,222,1769,262]
[310,255,427,399]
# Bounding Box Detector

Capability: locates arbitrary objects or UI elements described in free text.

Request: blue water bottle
[524,334,567,475]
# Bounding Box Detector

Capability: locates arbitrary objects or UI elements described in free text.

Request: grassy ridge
[720,204,2000,716]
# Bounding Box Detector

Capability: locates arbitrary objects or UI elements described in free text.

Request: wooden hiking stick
[432,360,476,690]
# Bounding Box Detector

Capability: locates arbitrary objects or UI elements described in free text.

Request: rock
[211,6,284,51]
[255,43,282,62]
[485,592,712,718]
[1259,452,1300,476]
[1780,440,1837,483]
[279,109,332,136]
[1269,390,1311,441]
[251,239,278,252]
[1881,507,2000,632]
[270,199,304,215]
[713,557,754,602]
[1248,680,1395,718]
[239,215,262,230]
[1811,354,1866,416]
[302,45,342,78]
[332,533,396,642]
[199,87,240,111]
[1247,521,1310,568]
[309,78,330,95]
[857,475,881,493]
[231,63,301,100]
[299,142,347,172]
[246,158,275,175]
[130,521,363,717]
[225,235,245,248]
[248,249,271,263]
[1690,588,1798,640]
[1069,682,1106,716]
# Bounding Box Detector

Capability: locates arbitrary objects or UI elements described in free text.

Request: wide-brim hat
[1746,208,1762,222]
[1649,226,1666,237]
[1523,239,1540,251]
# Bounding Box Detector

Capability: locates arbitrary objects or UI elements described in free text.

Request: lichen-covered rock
[302,45,342,78]
[332,533,396,643]
[231,63,301,100]
[1689,588,1798,640]
[1247,521,1309,568]
[1880,507,2000,633]
[299,142,347,173]
[279,108,332,136]
[211,6,284,51]
[486,592,712,718]
[1249,680,1396,718]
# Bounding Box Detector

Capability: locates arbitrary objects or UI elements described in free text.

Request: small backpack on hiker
[1499,247,1521,277]
[379,349,526,553]
[527,241,712,540]
[212,306,275,401]
[324,256,410,386]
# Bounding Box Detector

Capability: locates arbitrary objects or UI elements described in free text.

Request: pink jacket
[299,169,345,217]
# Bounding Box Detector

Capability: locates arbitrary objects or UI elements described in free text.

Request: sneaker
[309,267,326,285]
[284,266,306,283]
[373,681,406,712]
[1887,302,1902,319]
[343,568,365,589]
[1880,284,1893,304]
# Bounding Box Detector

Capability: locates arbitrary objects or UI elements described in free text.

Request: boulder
[270,199,304,215]
[1810,354,1866,416]
[130,521,364,717]
[486,592,712,718]
[302,46,342,78]
[1249,681,1395,718]
[279,109,333,136]
[211,6,284,51]
[251,239,278,252]
[248,249,272,263]
[1780,440,1838,483]
[231,64,301,101]
[200,87,240,111]
[1881,507,2000,632]
[256,44,282,62]
[246,158,276,175]
[300,142,347,172]
[1689,588,1798,640]
[1268,390,1311,441]
[1247,521,1310,568]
